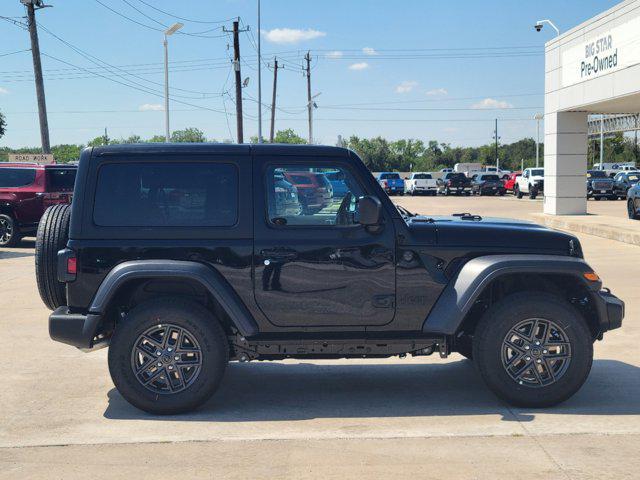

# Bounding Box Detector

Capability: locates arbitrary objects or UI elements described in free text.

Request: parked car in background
[324,170,349,198]
[613,171,640,199]
[482,166,512,179]
[436,172,471,195]
[504,172,522,193]
[515,168,544,199]
[376,172,405,196]
[470,173,506,196]
[405,172,438,196]
[453,162,482,176]
[592,162,637,177]
[282,171,333,214]
[439,168,453,174]
[628,182,640,219]
[0,162,77,247]
[586,170,616,201]
[272,173,301,217]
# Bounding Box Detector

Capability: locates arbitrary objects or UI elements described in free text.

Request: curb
[531,213,640,247]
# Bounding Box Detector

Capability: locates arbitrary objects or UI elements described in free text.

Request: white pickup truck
[405,172,438,196]
[515,168,544,199]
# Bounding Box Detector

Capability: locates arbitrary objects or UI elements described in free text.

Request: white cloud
[471,97,514,109]
[362,47,377,56]
[326,50,343,58]
[396,80,418,94]
[263,28,326,44]
[139,103,164,111]
[348,62,369,71]
[426,88,448,96]
[0,87,9,95]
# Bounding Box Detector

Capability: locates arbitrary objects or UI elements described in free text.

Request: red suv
[504,172,522,194]
[0,163,77,247]
[282,171,333,214]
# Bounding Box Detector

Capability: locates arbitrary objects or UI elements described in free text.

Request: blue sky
[0,0,620,148]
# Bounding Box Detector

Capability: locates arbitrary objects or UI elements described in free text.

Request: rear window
[94,162,238,227]
[380,173,400,180]
[587,171,608,178]
[46,168,76,191]
[0,168,36,188]
[481,174,500,181]
[413,173,432,179]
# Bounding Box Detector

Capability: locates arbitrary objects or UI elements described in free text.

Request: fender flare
[89,260,259,337]
[422,254,600,335]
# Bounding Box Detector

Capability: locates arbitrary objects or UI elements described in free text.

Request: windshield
[0,168,36,188]
[380,173,400,180]
[530,169,544,177]
[587,170,608,178]
[628,174,639,181]
[413,173,432,179]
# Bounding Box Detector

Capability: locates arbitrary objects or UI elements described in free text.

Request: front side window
[266,165,363,226]
[94,162,238,227]
[0,168,36,188]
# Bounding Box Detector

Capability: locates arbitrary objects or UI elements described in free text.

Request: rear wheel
[35,204,71,310]
[473,292,593,408]
[516,186,523,199]
[594,196,601,201]
[629,200,640,220]
[0,213,20,247]
[108,298,229,415]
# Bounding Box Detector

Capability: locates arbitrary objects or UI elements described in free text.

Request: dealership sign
[8,153,55,164]
[562,15,640,87]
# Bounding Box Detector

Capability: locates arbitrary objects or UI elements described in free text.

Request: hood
[405,215,580,256]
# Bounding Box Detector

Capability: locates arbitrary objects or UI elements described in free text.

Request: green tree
[148,135,166,143]
[0,111,6,140]
[273,128,307,144]
[170,127,206,143]
[51,144,83,163]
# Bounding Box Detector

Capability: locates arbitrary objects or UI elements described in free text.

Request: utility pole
[305,51,312,144]
[257,0,262,143]
[23,0,51,154]
[224,20,247,143]
[534,113,543,168]
[269,58,282,143]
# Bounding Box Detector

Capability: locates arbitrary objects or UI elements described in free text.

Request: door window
[265,165,363,227]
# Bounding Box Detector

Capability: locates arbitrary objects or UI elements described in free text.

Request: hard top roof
[90,143,351,158]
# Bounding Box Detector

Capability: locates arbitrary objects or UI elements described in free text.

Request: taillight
[57,248,76,282]
[67,257,77,275]
[447,180,452,186]
[382,180,388,188]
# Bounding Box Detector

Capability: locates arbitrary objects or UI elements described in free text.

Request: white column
[543,111,588,215]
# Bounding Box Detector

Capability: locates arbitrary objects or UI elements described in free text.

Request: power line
[135,0,235,24]
[0,48,31,58]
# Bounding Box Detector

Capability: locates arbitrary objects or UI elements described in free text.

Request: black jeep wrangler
[36,144,624,414]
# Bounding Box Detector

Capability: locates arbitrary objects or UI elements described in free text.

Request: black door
[252,158,396,328]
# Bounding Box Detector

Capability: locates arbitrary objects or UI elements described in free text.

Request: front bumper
[49,306,104,350]
[593,289,624,333]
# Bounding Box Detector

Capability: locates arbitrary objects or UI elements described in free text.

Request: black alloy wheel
[500,318,571,388]
[0,214,18,247]
[131,324,204,395]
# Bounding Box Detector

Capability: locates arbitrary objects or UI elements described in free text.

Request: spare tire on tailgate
[35,204,71,310]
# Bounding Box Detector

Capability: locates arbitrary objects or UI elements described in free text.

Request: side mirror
[356,195,382,226]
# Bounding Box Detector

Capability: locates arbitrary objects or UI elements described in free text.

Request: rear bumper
[49,306,103,350]
[594,289,624,333]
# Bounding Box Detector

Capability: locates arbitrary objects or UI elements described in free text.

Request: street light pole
[534,113,543,168]
[163,22,183,142]
[535,19,560,36]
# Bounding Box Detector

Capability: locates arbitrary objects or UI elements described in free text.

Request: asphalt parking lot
[1,195,639,479]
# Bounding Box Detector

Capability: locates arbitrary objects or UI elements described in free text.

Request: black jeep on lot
[36,144,624,415]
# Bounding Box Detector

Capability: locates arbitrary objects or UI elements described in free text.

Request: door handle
[260,248,298,262]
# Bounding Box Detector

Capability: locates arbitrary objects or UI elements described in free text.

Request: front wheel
[515,186,523,199]
[0,214,20,247]
[629,200,640,220]
[108,298,229,415]
[473,292,593,408]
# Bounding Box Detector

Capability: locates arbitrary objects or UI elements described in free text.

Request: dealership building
[544,0,640,214]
